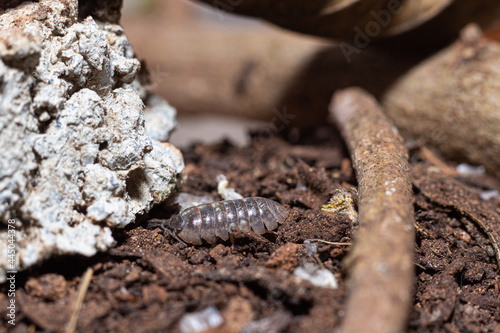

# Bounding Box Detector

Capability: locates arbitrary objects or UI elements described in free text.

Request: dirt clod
[266,243,300,271]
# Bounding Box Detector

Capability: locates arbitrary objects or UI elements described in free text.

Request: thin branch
[330,87,415,333]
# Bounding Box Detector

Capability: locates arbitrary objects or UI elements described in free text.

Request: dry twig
[330,88,415,333]
[304,239,352,246]
[66,267,93,333]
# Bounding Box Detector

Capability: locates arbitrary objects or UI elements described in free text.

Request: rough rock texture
[0,0,183,282]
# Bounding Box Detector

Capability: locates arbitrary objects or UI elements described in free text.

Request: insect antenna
[161,220,187,246]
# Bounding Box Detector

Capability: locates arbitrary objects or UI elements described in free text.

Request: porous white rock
[143,94,177,142]
[0,0,183,282]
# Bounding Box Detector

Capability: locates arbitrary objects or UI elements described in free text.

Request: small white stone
[179,306,224,333]
[217,174,243,200]
[480,190,499,201]
[294,263,338,289]
[305,241,318,257]
[456,163,486,175]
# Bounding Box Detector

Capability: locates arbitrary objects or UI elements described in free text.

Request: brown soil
[1,127,500,332]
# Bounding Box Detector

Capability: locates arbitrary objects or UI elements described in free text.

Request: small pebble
[456,163,485,176]
[179,306,224,333]
[293,263,338,289]
[217,174,244,200]
[304,241,318,257]
[295,179,307,191]
[480,190,499,201]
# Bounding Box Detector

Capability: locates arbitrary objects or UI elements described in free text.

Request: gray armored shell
[165,197,288,245]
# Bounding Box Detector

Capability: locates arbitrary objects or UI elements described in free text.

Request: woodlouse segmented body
[162,197,288,245]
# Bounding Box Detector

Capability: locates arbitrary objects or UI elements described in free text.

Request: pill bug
[162,197,288,245]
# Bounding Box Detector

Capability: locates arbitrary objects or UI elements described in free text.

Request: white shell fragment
[480,190,499,201]
[304,241,319,257]
[294,263,338,289]
[0,0,183,282]
[456,163,486,176]
[179,306,224,333]
[217,174,244,200]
